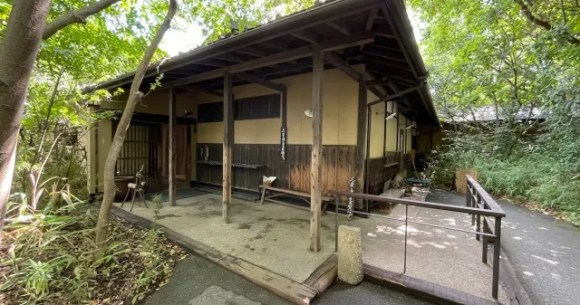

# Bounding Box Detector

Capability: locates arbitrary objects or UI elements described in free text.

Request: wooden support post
[310,48,323,252]
[223,71,233,223]
[356,80,367,194]
[281,89,288,163]
[168,87,177,206]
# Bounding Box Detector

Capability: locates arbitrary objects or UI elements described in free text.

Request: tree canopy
[408,0,580,223]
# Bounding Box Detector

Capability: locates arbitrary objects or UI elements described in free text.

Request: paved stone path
[428,190,580,305]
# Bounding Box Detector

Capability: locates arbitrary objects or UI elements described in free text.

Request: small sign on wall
[281,126,287,161]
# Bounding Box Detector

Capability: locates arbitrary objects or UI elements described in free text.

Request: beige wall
[368,93,384,158]
[100,67,360,146]
[193,68,359,145]
[103,89,198,117]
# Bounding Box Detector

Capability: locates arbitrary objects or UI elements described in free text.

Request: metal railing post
[482,236,488,263]
[335,195,339,252]
[404,204,408,274]
[467,183,475,226]
[492,216,501,299]
[476,194,482,241]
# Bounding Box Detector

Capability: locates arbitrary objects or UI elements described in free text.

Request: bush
[429,108,580,225]
[0,200,185,305]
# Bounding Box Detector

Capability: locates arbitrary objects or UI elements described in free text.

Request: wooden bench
[260,186,333,214]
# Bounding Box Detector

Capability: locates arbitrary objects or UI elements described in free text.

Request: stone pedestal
[337,225,363,285]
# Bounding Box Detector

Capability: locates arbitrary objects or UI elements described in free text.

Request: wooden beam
[223,71,233,223]
[310,47,323,252]
[366,79,390,86]
[290,30,319,44]
[165,32,375,87]
[361,7,380,51]
[365,72,387,102]
[365,7,380,31]
[356,79,367,194]
[168,87,177,206]
[303,254,338,293]
[236,46,268,57]
[380,6,418,79]
[364,56,413,72]
[178,85,222,97]
[368,83,423,106]
[325,52,362,82]
[237,72,286,92]
[197,59,229,67]
[215,53,246,63]
[364,51,407,64]
[95,1,378,90]
[326,21,351,36]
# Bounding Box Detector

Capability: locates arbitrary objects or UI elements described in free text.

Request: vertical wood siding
[196,143,357,195]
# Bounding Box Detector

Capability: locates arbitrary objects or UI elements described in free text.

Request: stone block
[337,225,363,285]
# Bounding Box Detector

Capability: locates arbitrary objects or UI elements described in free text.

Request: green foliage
[151,193,164,220]
[410,0,580,224]
[0,198,185,304]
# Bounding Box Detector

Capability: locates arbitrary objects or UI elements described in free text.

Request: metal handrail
[332,179,505,300]
[333,190,505,217]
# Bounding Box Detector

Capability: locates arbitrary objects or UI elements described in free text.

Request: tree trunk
[95,0,178,250]
[0,0,126,243]
[0,0,51,243]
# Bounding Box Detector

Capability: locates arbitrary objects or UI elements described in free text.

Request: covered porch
[113,188,508,304]
[91,0,440,253]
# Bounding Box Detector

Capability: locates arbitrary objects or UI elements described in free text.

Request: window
[234,94,280,120]
[198,102,223,123]
[197,94,281,122]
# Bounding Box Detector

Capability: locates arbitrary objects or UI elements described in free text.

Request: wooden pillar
[356,80,367,193]
[310,48,323,252]
[168,87,177,206]
[223,71,233,223]
[383,101,388,156]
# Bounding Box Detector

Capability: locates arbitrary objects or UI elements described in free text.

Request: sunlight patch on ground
[531,255,559,265]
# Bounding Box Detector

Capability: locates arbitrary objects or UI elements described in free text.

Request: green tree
[408,0,580,221]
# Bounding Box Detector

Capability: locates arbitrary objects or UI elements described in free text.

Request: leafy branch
[514,0,580,45]
[42,0,122,39]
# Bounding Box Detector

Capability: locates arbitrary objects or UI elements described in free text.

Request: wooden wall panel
[196,143,357,196]
[366,151,404,195]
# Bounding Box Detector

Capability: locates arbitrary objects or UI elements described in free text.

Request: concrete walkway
[118,189,509,304]
[428,190,580,305]
[146,254,434,305]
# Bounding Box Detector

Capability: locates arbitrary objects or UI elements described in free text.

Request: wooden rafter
[368,82,424,106]
[178,85,222,97]
[237,72,286,92]
[164,32,375,87]
[215,53,247,63]
[326,21,351,36]
[365,7,380,31]
[379,5,418,79]
[325,52,362,81]
[290,30,319,44]
[236,46,268,57]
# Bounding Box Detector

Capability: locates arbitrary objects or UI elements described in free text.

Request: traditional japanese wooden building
[86,0,439,251]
